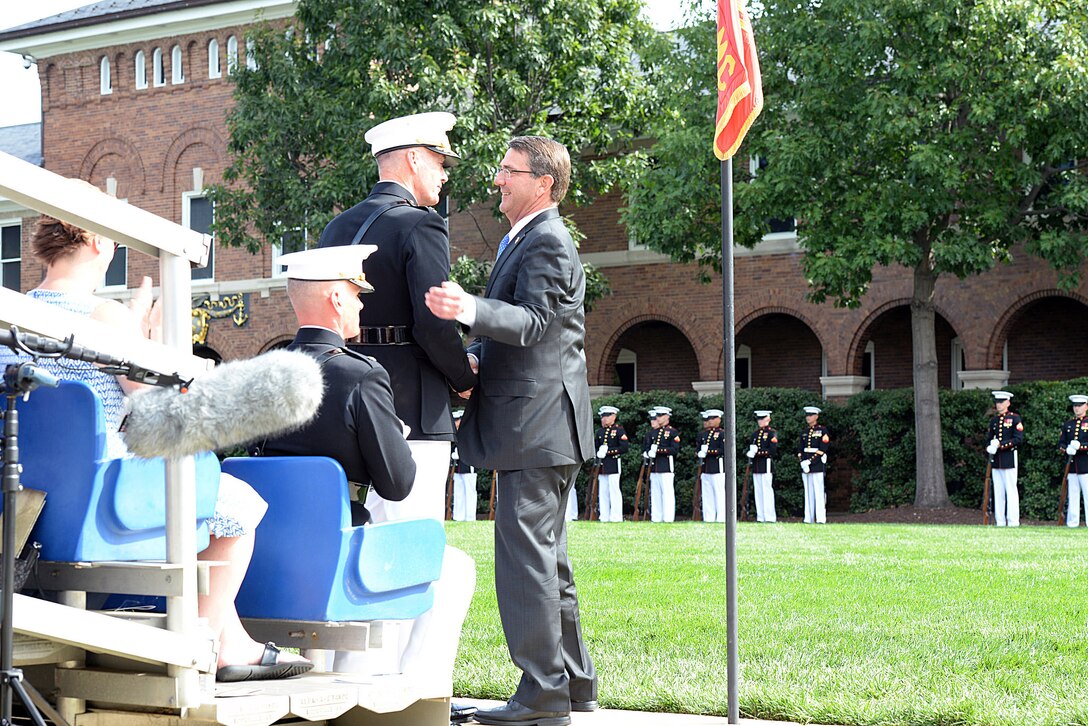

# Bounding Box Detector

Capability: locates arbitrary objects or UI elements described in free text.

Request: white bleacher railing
[0,149,217,716]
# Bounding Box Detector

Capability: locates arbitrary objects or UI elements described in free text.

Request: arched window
[171,45,184,84]
[99,56,112,95]
[226,36,238,75]
[207,38,221,79]
[245,37,258,71]
[134,50,146,89]
[152,47,165,87]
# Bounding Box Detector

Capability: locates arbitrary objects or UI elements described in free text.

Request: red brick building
[3,0,1087,399]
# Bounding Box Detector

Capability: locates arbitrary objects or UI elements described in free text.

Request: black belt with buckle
[359,326,414,345]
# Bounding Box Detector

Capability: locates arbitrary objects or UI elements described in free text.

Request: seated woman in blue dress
[1,213,309,682]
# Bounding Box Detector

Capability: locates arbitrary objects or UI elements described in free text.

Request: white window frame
[226,36,238,75]
[271,225,309,277]
[951,337,964,390]
[245,37,258,71]
[171,45,184,84]
[153,47,165,87]
[208,38,221,79]
[736,343,752,389]
[183,191,214,281]
[134,50,147,89]
[864,340,875,390]
[99,55,112,95]
[1,220,22,292]
[616,347,637,391]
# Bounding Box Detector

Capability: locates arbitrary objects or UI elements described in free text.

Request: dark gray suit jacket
[458,208,594,471]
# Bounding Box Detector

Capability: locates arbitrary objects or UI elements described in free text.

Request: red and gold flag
[714,0,763,160]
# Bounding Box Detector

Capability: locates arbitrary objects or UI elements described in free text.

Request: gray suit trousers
[494,465,597,712]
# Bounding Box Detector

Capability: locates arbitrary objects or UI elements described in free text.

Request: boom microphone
[123,349,324,459]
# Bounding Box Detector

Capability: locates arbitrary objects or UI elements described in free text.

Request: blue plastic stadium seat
[5,380,220,561]
[222,456,444,622]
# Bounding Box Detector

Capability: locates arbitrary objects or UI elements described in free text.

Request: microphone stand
[0,326,187,725]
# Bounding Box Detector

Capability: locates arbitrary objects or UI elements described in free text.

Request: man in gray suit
[426,136,596,726]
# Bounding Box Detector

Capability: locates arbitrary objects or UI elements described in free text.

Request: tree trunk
[911,249,952,508]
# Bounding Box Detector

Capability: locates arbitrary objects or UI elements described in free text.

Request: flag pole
[721,157,739,724]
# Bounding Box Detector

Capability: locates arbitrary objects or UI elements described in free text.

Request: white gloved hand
[400,421,411,439]
[699,445,709,459]
[986,441,998,455]
[821,454,828,464]
[596,444,608,459]
[800,459,811,473]
[747,444,758,458]
[1067,442,1080,456]
[649,445,658,458]
[642,451,649,460]
[1071,439,1082,452]
[451,449,459,461]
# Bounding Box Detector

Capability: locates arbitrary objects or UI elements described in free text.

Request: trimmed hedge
[579,380,1088,521]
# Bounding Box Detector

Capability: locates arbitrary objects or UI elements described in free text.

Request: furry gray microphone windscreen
[123,349,324,459]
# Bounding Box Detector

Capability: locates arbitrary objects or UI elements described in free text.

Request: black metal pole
[721,158,739,723]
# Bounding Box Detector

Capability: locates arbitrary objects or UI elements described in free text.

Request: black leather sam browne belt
[358,326,414,345]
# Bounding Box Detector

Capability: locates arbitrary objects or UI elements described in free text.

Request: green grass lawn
[446,521,1088,725]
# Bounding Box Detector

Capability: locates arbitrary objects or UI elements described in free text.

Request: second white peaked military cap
[452,409,465,420]
[803,406,822,414]
[598,405,620,415]
[754,410,772,418]
[277,245,377,292]
[992,391,1013,401]
[365,112,461,167]
[1070,395,1088,405]
[655,406,673,415]
[701,409,724,419]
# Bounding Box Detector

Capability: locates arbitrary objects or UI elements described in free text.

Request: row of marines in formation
[450,390,1088,528]
[449,404,833,524]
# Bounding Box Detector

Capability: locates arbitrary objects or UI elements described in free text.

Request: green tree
[624,0,1088,507]
[208,0,658,272]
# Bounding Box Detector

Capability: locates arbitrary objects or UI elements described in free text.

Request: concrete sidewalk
[458,699,829,725]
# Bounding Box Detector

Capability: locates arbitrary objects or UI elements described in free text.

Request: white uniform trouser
[992,466,1019,527]
[753,472,775,522]
[1067,473,1088,527]
[650,463,675,522]
[566,483,579,521]
[802,471,826,524]
[700,470,726,523]
[340,439,473,689]
[598,470,623,522]
[366,440,450,522]
[452,472,477,521]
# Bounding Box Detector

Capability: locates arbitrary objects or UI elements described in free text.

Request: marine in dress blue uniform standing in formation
[797,406,830,524]
[1058,395,1088,527]
[696,409,726,522]
[644,406,680,522]
[594,405,629,522]
[986,390,1023,527]
[747,410,778,523]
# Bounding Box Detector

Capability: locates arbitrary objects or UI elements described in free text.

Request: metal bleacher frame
[0,150,449,726]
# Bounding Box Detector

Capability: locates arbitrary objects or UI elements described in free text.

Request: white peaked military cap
[655,406,673,415]
[364,112,460,167]
[803,406,822,415]
[452,409,464,420]
[277,245,377,292]
[598,405,620,416]
[647,409,659,418]
[701,409,724,419]
[991,391,1013,401]
[1070,395,1088,405]
[754,410,772,418]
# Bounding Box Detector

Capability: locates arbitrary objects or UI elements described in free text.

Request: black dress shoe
[473,699,571,726]
[451,701,478,724]
[571,700,598,712]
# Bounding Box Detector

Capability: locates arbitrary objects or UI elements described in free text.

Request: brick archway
[990,290,1088,381]
[846,298,959,378]
[597,314,700,392]
[79,137,147,196]
[732,307,824,391]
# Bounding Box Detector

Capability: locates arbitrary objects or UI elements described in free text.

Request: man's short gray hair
[508,136,571,204]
